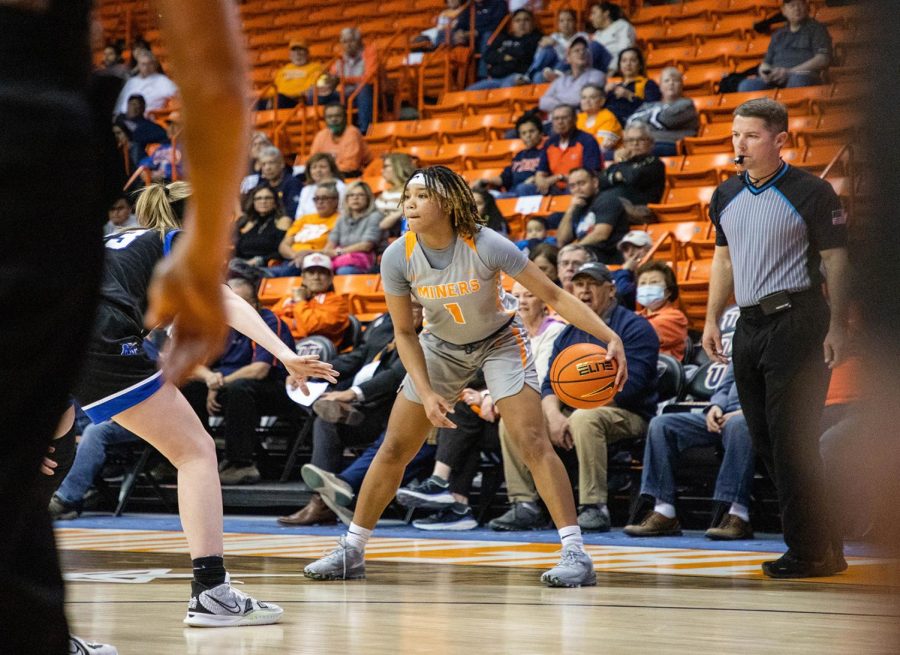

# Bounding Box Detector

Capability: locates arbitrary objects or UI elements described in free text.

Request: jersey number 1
[443,302,466,325]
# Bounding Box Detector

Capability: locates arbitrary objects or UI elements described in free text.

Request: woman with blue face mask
[636,261,689,361]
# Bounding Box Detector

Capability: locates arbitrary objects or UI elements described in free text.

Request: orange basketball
[549,343,619,410]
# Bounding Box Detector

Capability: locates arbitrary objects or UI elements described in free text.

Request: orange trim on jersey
[404,231,417,261]
[510,325,529,368]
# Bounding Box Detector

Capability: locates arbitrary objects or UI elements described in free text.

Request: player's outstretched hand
[423,391,457,429]
[606,336,629,391]
[145,248,228,386]
[283,354,338,395]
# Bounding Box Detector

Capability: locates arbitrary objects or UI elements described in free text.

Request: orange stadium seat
[445,113,515,143]
[395,118,459,146]
[795,112,858,147]
[701,90,775,123]
[348,293,389,323]
[467,139,521,168]
[645,45,695,71]
[460,167,505,186]
[631,3,681,26]
[657,19,715,47]
[648,185,716,222]
[669,152,736,187]
[333,274,381,298]
[258,276,300,307]
[702,15,749,43]
[682,65,729,95]
[424,90,484,118]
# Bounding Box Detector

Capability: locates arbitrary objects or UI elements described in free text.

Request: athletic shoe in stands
[395,475,455,509]
[413,504,478,531]
[541,545,597,588]
[303,536,366,580]
[301,463,354,507]
[69,635,117,654]
[576,505,611,532]
[761,550,841,579]
[218,463,261,485]
[488,502,552,531]
[49,494,80,521]
[623,511,683,537]
[705,514,753,540]
[184,579,283,627]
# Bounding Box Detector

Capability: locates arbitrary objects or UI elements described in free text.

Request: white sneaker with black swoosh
[69,635,118,654]
[184,580,283,627]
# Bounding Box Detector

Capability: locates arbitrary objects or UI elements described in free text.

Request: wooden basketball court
[57,523,898,654]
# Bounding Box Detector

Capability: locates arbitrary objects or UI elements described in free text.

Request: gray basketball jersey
[381,227,528,345]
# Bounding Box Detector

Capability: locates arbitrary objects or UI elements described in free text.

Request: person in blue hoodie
[473,113,546,198]
[542,261,658,532]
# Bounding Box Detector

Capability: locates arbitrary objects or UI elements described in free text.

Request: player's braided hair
[134,181,192,238]
[404,166,484,238]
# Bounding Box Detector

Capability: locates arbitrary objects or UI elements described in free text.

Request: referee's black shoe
[761,547,845,579]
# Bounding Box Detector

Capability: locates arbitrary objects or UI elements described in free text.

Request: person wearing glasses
[233,185,293,267]
[271,181,341,277]
[322,181,384,274]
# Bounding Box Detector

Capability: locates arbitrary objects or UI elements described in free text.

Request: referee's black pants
[732,290,833,561]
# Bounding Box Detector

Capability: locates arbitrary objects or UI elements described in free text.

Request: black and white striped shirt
[709,164,847,307]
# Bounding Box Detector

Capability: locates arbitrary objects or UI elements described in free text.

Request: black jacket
[330,313,406,408]
[484,30,542,78]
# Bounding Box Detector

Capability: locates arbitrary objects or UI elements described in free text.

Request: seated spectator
[273,253,350,344]
[310,103,373,178]
[627,67,699,157]
[529,242,560,285]
[256,146,303,219]
[114,94,169,167]
[181,277,297,486]
[414,0,467,49]
[296,153,347,218]
[588,2,636,75]
[528,8,591,83]
[240,132,275,193]
[278,309,417,525]
[233,185,292,267]
[611,230,653,310]
[104,194,138,236]
[542,262,659,531]
[739,0,831,92]
[624,364,755,540]
[273,181,341,276]
[530,104,603,196]
[258,38,323,109]
[472,189,509,235]
[577,83,622,155]
[48,422,141,519]
[556,242,596,292]
[375,152,415,234]
[516,216,557,254]
[114,51,178,115]
[605,47,661,126]
[317,28,376,133]
[466,9,542,90]
[322,181,383,274]
[538,37,606,114]
[100,41,129,79]
[635,261,688,360]
[472,113,545,198]
[452,0,509,78]
[137,112,184,183]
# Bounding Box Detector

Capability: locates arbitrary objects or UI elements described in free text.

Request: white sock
[558,525,584,551]
[654,502,676,519]
[728,503,750,523]
[345,523,372,551]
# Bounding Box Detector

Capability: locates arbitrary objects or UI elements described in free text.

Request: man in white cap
[276,252,350,346]
[612,229,653,309]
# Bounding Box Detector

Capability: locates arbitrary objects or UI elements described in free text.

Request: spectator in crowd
[611,230,653,310]
[528,8,591,82]
[529,242,560,284]
[627,67,699,157]
[555,168,631,264]
[516,216,557,253]
[556,242,596,291]
[137,112,184,183]
[180,277,297,486]
[624,363,755,539]
[48,422,142,519]
[239,132,275,194]
[274,252,350,344]
[322,181,383,274]
[273,181,341,276]
[319,28,377,133]
[310,103,373,178]
[415,0,467,49]
[531,104,603,195]
[103,194,138,236]
[101,42,130,79]
[375,152,416,234]
[259,38,323,109]
[452,0,509,78]
[539,37,606,114]
[588,1,636,75]
[738,0,831,91]
[577,83,622,155]
[542,262,659,531]
[114,94,169,172]
[296,153,346,218]
[278,309,416,525]
[467,9,542,90]
[472,113,546,197]
[233,185,292,267]
[635,261,688,360]
[127,38,153,74]
[472,188,509,235]
[605,47,661,126]
[257,145,303,219]
[115,51,178,115]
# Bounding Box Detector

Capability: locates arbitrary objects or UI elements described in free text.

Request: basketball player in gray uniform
[304,167,627,587]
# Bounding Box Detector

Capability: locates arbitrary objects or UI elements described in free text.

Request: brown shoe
[313,398,364,426]
[277,494,337,526]
[705,513,754,540]
[623,511,682,537]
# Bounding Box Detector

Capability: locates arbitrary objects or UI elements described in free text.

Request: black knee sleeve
[35,424,77,507]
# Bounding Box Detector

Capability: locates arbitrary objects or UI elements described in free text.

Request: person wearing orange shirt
[309,103,372,178]
[274,253,350,344]
[635,261,688,361]
[577,82,622,156]
[271,182,340,277]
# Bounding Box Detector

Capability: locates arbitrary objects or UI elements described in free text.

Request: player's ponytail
[404,166,484,238]
[134,181,192,238]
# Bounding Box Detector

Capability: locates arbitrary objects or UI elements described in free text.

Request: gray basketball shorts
[401,316,540,405]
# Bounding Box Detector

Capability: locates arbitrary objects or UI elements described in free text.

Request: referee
[702,98,850,578]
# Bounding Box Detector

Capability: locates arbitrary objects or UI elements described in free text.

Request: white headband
[407,172,444,194]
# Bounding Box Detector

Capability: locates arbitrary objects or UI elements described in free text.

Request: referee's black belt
[740,288,823,319]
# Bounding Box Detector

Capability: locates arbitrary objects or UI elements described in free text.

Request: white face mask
[637,284,667,310]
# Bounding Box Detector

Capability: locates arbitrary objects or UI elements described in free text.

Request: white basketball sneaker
[184,579,283,627]
[540,545,597,588]
[69,635,118,654]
